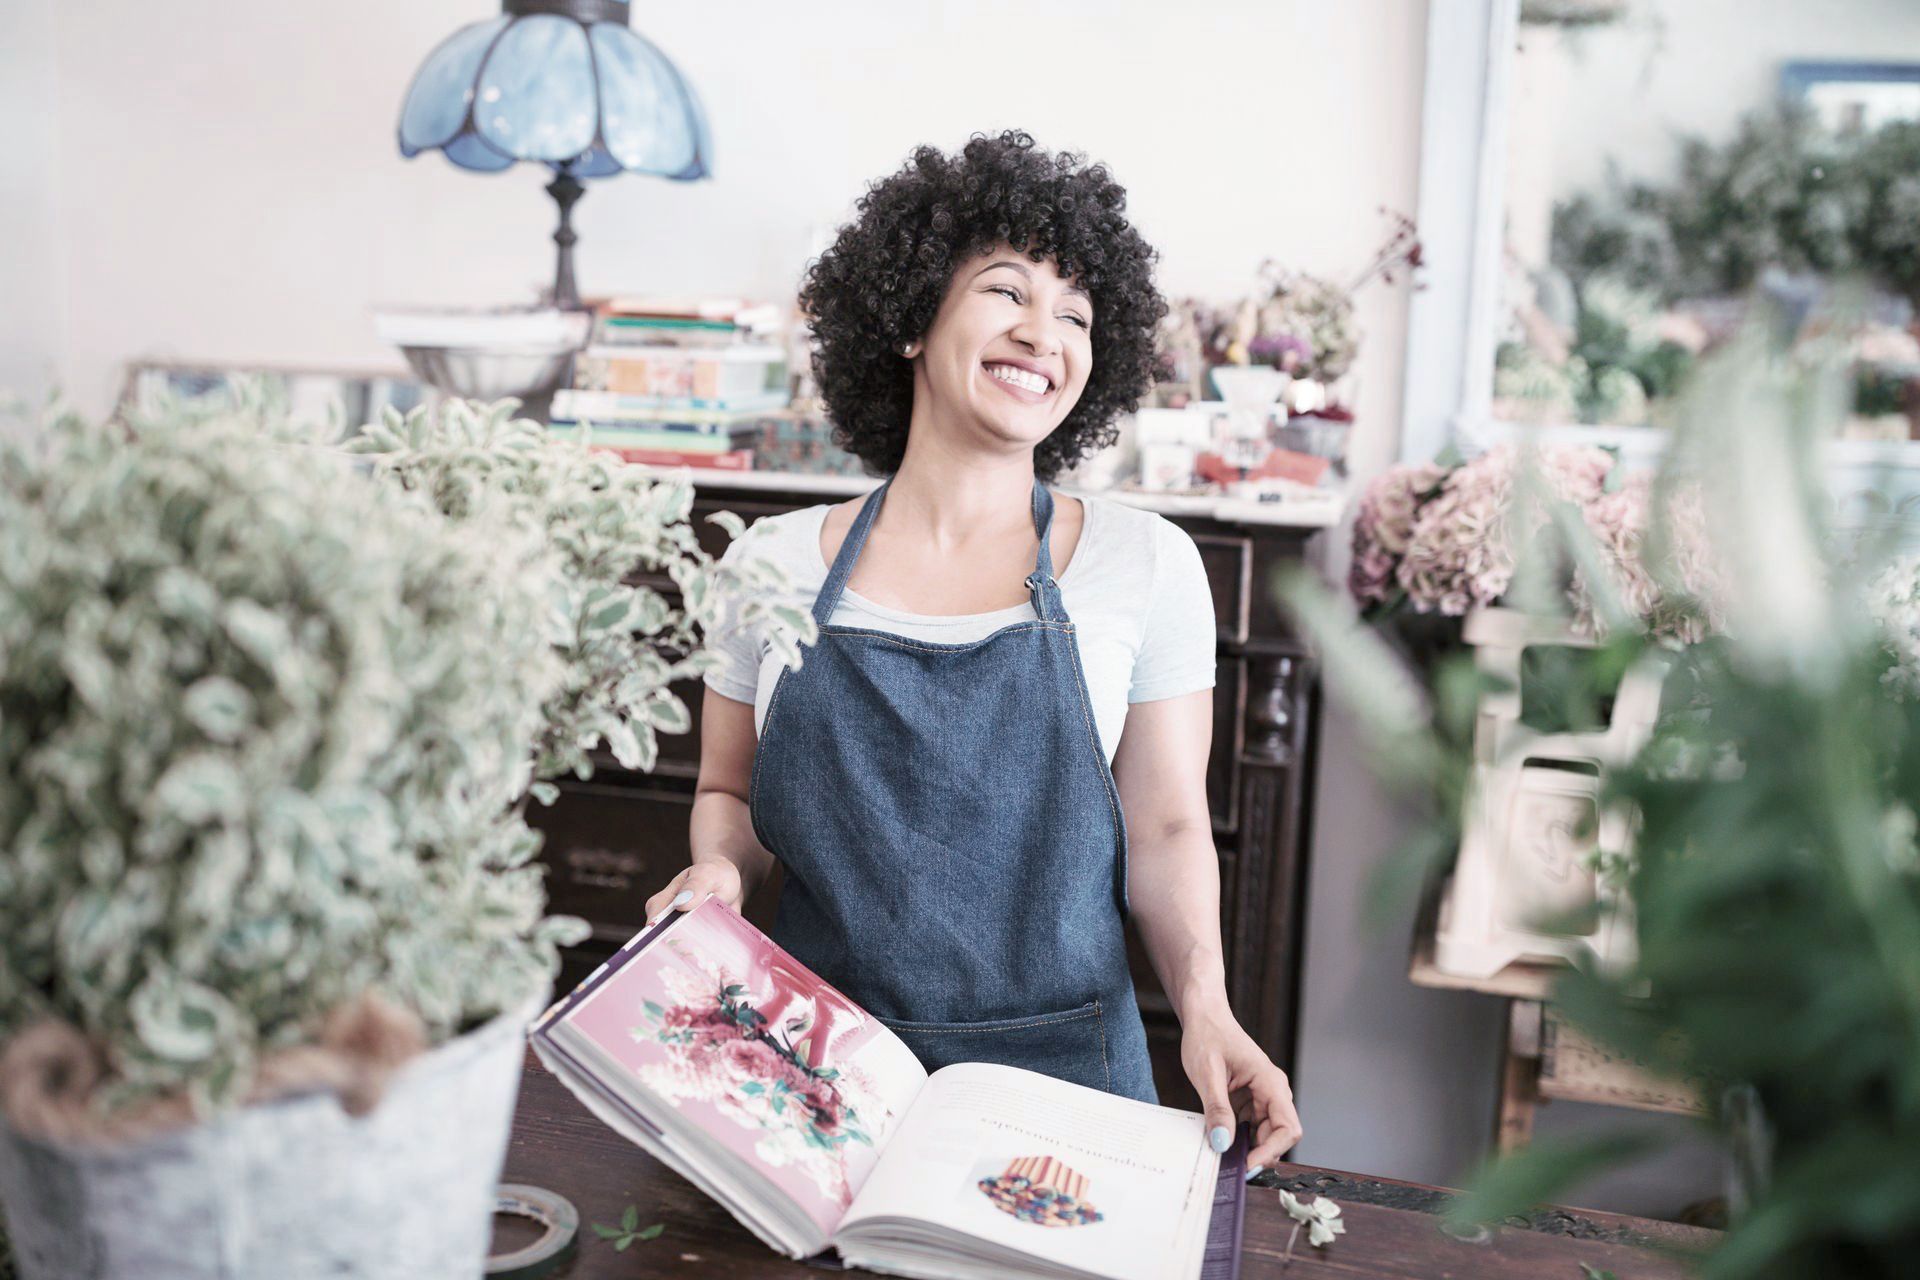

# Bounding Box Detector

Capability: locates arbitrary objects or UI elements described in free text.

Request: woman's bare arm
[1114,689,1303,1170]
[1113,690,1229,1023]
[642,687,776,919]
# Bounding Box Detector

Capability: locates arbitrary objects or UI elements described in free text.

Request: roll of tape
[487,1183,580,1280]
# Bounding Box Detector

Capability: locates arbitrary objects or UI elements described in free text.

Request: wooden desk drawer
[622,498,817,602]
[1192,532,1252,646]
[691,497,804,558]
[529,779,693,943]
[1209,656,1246,833]
[651,675,708,771]
[621,497,798,593]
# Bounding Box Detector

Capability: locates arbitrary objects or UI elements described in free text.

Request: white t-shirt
[702,493,1217,764]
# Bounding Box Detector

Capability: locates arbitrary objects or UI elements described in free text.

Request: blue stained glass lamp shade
[397,0,712,308]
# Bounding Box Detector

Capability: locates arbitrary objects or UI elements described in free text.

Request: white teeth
[986,363,1050,394]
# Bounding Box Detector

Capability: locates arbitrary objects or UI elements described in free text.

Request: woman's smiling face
[911,245,1095,453]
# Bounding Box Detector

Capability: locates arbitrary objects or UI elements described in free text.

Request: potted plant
[1207,212,1422,448]
[0,390,809,1279]
[341,397,814,791]
[1344,441,1724,979]
[1347,440,1720,641]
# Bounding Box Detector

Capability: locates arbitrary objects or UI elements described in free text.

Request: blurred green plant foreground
[1286,323,1920,1279]
[0,389,808,1124]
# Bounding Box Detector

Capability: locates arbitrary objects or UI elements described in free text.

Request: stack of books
[551,297,792,470]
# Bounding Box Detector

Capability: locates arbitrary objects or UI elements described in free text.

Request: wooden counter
[501,1050,1716,1278]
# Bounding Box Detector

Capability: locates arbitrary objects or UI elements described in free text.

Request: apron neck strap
[1025,479,1062,622]
[811,475,1061,626]
[812,478,890,626]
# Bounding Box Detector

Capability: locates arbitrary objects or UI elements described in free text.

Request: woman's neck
[884,431,1040,550]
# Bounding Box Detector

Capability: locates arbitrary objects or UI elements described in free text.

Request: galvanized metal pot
[0,990,543,1280]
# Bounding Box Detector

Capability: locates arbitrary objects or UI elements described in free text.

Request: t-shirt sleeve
[701,522,772,706]
[1128,519,1218,703]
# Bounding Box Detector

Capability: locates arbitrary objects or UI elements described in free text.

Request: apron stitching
[748,663,796,857]
[1095,998,1110,1093]
[1055,627,1127,910]
[822,625,1071,656]
[878,1008,1099,1034]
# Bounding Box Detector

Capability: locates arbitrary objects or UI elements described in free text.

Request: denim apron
[750,476,1158,1102]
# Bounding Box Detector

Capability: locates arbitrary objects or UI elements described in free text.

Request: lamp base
[546,173,586,312]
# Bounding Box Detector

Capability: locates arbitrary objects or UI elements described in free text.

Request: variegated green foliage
[0,395,581,1114]
[1296,327,1920,1277]
[342,400,815,799]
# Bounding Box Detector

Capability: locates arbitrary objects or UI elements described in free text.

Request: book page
[835,1062,1218,1280]
[552,898,927,1242]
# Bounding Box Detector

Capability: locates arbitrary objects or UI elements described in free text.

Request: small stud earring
[900,341,919,358]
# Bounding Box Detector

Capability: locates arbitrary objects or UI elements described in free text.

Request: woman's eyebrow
[972,260,1091,301]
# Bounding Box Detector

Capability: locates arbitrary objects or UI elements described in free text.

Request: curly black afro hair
[798,129,1168,482]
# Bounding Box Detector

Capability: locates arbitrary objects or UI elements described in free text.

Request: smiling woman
[643,129,1306,1180]
[797,128,1168,481]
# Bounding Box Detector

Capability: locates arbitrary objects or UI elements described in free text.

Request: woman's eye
[989,284,1089,331]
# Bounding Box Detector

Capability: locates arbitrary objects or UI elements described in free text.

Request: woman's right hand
[644,860,745,924]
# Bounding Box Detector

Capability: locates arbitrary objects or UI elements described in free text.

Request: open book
[529,896,1244,1280]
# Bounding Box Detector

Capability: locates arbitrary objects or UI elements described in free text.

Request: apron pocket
[876,1001,1112,1094]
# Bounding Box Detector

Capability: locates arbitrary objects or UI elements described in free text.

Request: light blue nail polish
[1244,1165,1266,1182]
[671,889,693,907]
[1208,1125,1232,1153]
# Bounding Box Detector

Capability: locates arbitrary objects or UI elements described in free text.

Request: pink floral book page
[554,897,928,1240]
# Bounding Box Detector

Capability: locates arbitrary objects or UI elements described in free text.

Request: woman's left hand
[1180,1003,1302,1175]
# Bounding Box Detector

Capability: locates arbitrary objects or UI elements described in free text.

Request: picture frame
[1781,59,1920,136]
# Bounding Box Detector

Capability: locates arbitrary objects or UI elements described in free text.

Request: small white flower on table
[1278,1188,1347,1249]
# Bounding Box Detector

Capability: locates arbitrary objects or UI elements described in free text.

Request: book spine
[560,429,734,452]
[590,333,741,354]
[550,403,783,427]
[597,315,739,332]
[597,446,754,470]
[556,388,789,415]
[573,354,786,404]
[549,420,734,440]
[531,904,694,1033]
[590,317,747,354]
[582,343,785,362]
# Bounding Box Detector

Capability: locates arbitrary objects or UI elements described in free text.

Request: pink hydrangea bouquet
[1349,444,1721,643]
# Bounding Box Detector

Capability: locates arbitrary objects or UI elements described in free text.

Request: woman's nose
[1009,313,1065,355]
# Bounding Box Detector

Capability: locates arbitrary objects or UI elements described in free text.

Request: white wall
[0,0,68,430]
[35,0,1425,441]
[1,0,1727,1219]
